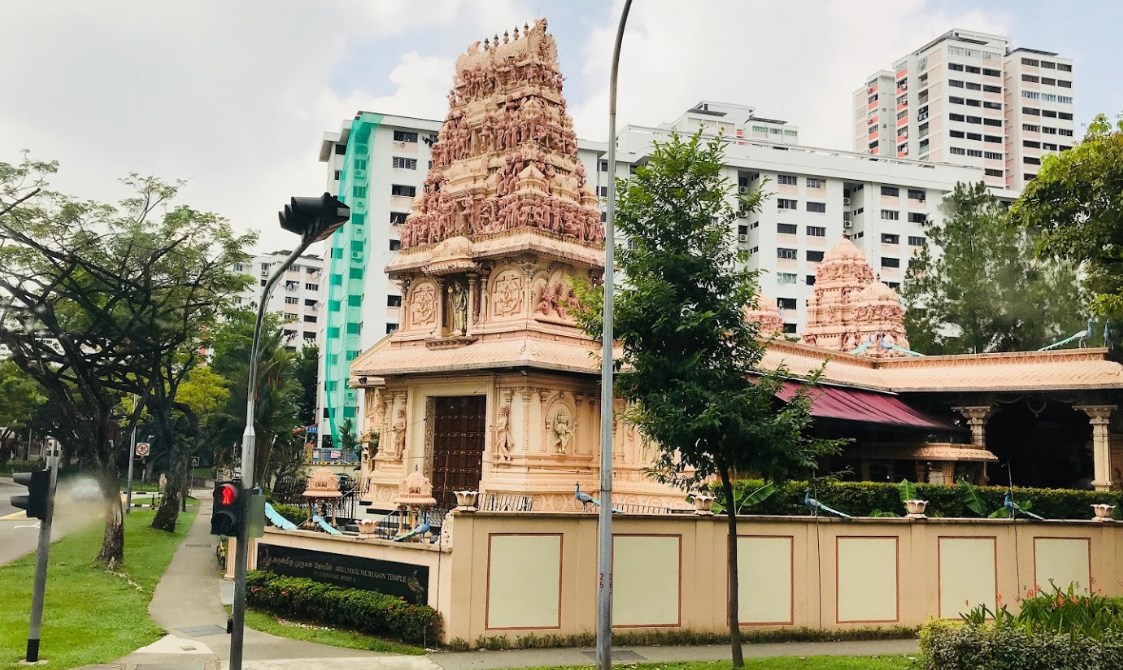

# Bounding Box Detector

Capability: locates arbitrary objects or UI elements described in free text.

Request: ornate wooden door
[431,395,487,507]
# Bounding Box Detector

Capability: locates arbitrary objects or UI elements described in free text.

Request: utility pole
[125,403,137,514]
[597,4,632,670]
[228,194,349,670]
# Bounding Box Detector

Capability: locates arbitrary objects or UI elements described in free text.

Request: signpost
[135,442,150,457]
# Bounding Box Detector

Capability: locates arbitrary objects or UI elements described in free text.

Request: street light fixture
[228,193,349,670]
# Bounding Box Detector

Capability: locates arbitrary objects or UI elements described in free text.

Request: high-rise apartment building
[854,29,1074,192]
[231,250,324,350]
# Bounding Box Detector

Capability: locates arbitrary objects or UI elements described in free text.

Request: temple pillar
[953,405,994,447]
[1076,405,1116,491]
[466,273,480,334]
[434,277,446,336]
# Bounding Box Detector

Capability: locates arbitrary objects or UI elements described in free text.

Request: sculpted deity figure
[551,410,573,455]
[393,409,407,461]
[495,405,515,462]
[448,281,468,336]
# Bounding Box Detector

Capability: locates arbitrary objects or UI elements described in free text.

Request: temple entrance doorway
[431,395,487,508]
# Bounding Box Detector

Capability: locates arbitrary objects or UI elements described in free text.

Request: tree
[296,344,319,428]
[0,360,46,460]
[575,133,839,667]
[902,181,1086,354]
[1012,114,1123,328]
[0,155,252,560]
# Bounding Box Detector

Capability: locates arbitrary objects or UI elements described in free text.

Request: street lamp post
[228,194,349,670]
[597,3,632,670]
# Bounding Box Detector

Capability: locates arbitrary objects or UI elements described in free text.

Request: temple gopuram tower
[802,238,911,356]
[351,20,683,513]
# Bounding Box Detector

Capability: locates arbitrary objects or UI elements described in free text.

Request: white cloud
[568,0,1010,147]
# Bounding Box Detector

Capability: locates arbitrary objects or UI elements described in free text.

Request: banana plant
[711,482,777,515]
[898,478,918,503]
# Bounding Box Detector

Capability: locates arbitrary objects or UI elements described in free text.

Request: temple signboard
[256,544,429,604]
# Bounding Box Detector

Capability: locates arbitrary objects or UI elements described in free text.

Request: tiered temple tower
[802,238,910,356]
[352,20,684,513]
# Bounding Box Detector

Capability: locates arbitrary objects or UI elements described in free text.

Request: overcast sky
[2,0,1119,255]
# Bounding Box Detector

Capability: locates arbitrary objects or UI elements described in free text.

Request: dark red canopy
[776,381,955,431]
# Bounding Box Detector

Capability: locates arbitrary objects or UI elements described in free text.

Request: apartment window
[352,185,367,198]
[777,223,798,235]
[950,147,967,155]
[806,178,824,189]
[1041,77,1056,86]
[1022,74,1040,83]
[777,248,797,260]
[1059,112,1073,120]
[390,212,408,225]
[391,184,416,197]
[806,202,826,213]
[907,189,925,201]
[881,210,899,221]
[386,323,399,334]
[1023,140,1041,149]
[333,169,341,180]
[881,257,900,268]
[1057,79,1072,88]
[353,159,367,171]
[967,132,982,141]
[1023,91,1040,100]
[599,160,609,172]
[1059,128,1074,137]
[394,130,419,142]
[881,233,899,244]
[334,144,346,155]
[1023,123,1040,132]
[950,130,965,139]
[868,140,878,149]
[1024,156,1041,165]
[1042,109,1058,118]
[806,226,826,237]
[967,148,983,157]
[392,157,418,170]
[965,99,981,108]
[777,174,798,185]
[983,68,1001,77]
[868,94,878,104]
[1040,61,1056,70]
[950,96,965,105]
[1024,173,1037,181]
[303,315,317,323]
[806,251,825,262]
[896,110,908,120]
[984,135,1002,143]
[1042,143,1059,151]
[908,212,927,224]
[782,323,797,334]
[1058,63,1072,72]
[881,186,900,197]
[388,239,401,251]
[1021,57,1039,66]
[777,297,798,310]
[777,273,798,285]
[284,312,298,323]
[983,84,1001,94]
[305,283,319,291]
[948,63,964,71]
[284,296,298,305]
[950,113,965,122]
[1041,126,1057,135]
[949,79,964,88]
[983,101,1002,110]
[908,236,925,246]
[965,65,981,74]
[984,118,1002,127]
[965,82,981,91]
[806,275,817,286]
[966,116,982,124]
[777,199,797,210]
[984,151,1003,160]
[1023,107,1040,116]
[387,295,402,307]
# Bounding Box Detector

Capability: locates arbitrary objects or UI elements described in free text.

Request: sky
[2,0,1120,255]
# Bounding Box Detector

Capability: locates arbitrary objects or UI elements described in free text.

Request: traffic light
[278,193,350,242]
[210,481,243,536]
[11,469,50,520]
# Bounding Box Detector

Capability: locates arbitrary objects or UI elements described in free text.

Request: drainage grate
[581,650,646,662]
[177,624,228,637]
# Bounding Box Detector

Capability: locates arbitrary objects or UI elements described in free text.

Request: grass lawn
[0,505,196,670]
[522,660,912,670]
[242,608,425,655]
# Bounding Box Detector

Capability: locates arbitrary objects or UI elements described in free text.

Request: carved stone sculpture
[447,281,468,336]
[551,409,573,455]
[495,404,515,462]
[392,409,407,461]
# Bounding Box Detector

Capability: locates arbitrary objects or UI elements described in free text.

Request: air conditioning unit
[843,220,853,229]
[738,234,748,242]
[738,186,749,194]
[843,197,851,207]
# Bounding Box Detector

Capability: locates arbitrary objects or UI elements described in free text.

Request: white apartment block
[616,109,981,334]
[855,29,1074,193]
[231,250,324,350]
[664,101,799,144]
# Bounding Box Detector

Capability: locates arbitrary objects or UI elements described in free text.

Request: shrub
[725,479,1123,520]
[246,570,442,645]
[918,620,1123,670]
[267,502,305,527]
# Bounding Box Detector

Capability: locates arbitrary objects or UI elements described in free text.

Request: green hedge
[267,502,305,527]
[918,620,1123,670]
[246,570,441,645]
[724,479,1123,520]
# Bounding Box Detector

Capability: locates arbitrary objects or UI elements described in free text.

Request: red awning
[776,381,955,431]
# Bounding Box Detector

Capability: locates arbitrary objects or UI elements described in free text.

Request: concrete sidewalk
[77,490,918,669]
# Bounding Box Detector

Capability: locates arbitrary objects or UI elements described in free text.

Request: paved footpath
[77,492,918,669]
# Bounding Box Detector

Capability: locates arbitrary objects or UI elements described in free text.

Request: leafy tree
[1012,113,1123,329]
[575,133,840,667]
[0,359,46,459]
[0,155,252,560]
[339,417,357,463]
[296,343,319,428]
[902,181,1085,354]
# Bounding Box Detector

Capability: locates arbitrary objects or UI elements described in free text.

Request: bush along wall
[246,570,442,645]
[724,479,1123,520]
[267,502,305,527]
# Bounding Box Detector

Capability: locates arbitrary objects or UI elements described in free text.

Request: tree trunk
[720,466,744,667]
[96,472,125,567]
[151,457,186,531]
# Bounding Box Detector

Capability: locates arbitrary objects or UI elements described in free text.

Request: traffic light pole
[26,449,58,663]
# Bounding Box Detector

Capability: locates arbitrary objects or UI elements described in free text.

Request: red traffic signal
[210,481,243,536]
[11,469,50,520]
[278,193,350,242]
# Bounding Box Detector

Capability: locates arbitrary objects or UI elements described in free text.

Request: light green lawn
[522,660,912,670]
[243,609,425,655]
[0,505,196,669]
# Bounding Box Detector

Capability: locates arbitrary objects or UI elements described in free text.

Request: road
[0,474,103,566]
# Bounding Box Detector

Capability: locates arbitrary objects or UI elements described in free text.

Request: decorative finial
[494,33,500,46]
[524,22,530,34]
[483,37,490,50]
[503,30,509,44]
[513,26,520,40]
